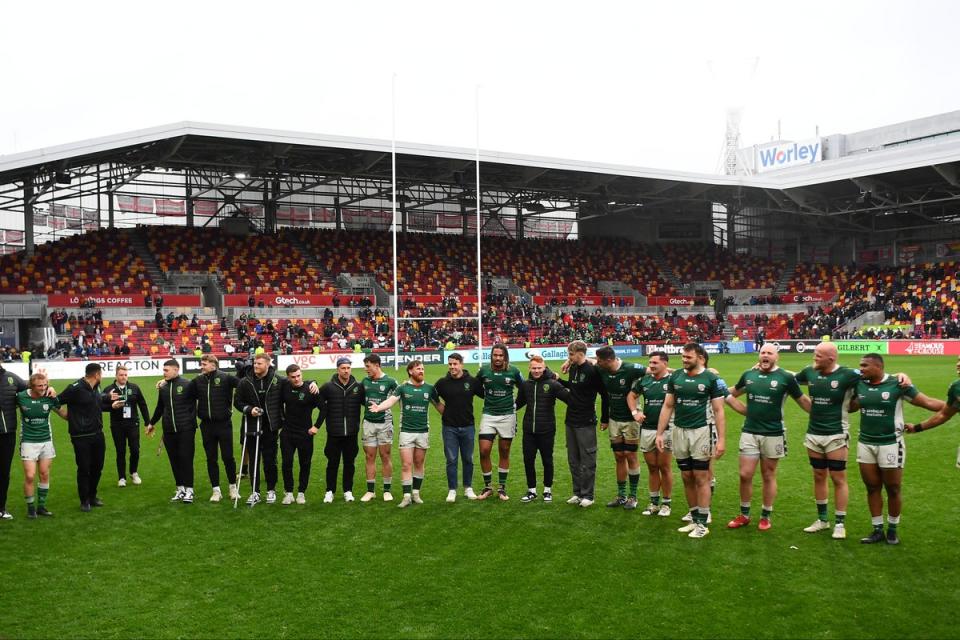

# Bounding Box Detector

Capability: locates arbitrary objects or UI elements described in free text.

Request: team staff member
[594,346,647,509]
[103,365,150,488]
[190,355,240,503]
[368,361,434,508]
[0,362,29,520]
[656,343,726,539]
[359,354,397,503]
[725,343,809,531]
[559,340,609,508]
[234,354,285,507]
[58,363,119,512]
[475,344,524,501]
[627,351,674,517]
[431,353,480,502]
[17,374,68,518]
[147,360,199,504]
[317,357,365,503]
[515,355,570,503]
[849,353,942,545]
[279,364,324,505]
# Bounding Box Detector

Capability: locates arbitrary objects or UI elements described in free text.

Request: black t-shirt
[280,380,323,433]
[431,372,480,428]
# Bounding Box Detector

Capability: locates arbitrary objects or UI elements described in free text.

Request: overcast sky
[2,0,958,173]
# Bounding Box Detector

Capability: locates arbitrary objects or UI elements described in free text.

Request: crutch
[234,420,248,509]
[249,415,262,508]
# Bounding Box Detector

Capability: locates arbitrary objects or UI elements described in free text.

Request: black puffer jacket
[234,367,284,432]
[0,366,27,435]
[192,370,239,422]
[150,376,197,434]
[516,370,571,434]
[317,374,364,437]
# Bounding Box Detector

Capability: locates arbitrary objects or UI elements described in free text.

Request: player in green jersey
[359,354,398,502]
[17,374,68,518]
[475,344,524,501]
[656,343,726,539]
[595,346,647,509]
[627,351,674,517]
[725,343,810,531]
[368,361,434,508]
[905,355,960,436]
[849,353,942,545]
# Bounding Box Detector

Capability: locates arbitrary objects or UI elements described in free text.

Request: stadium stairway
[648,244,686,292]
[772,256,797,296]
[131,228,169,289]
[283,231,338,286]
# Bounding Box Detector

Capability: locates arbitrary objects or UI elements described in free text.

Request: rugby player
[359,354,397,502]
[17,374,69,517]
[627,351,674,516]
[475,344,524,501]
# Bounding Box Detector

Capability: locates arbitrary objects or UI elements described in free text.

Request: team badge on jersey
[542,384,549,392]
[298,392,305,401]
[770,380,778,388]
[177,386,184,394]
[619,379,626,386]
[698,384,705,391]
[42,404,49,411]
[881,391,890,400]
[7,377,12,385]
[464,383,470,390]
[663,384,668,391]
[215,378,221,386]
[423,392,429,399]
[831,380,839,388]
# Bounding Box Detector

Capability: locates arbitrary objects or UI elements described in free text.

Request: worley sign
[755,138,821,173]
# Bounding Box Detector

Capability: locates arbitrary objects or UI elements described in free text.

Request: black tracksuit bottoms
[522,430,556,489]
[324,434,358,493]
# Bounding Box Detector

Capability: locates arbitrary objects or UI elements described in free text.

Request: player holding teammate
[359,354,397,502]
[595,346,647,509]
[17,374,70,518]
[849,353,942,545]
[725,343,810,531]
[656,343,726,539]
[475,344,524,501]
[368,361,434,508]
[627,351,674,516]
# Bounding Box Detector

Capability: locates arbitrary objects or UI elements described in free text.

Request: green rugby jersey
[735,367,803,436]
[391,381,434,433]
[633,374,672,430]
[17,390,60,443]
[794,365,861,436]
[946,378,960,410]
[666,368,725,429]
[854,375,918,445]
[476,364,523,416]
[362,374,398,423]
[600,361,647,421]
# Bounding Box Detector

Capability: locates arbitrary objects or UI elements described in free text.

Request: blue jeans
[442,426,475,490]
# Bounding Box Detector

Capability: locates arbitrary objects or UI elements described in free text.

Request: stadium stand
[662,243,783,289]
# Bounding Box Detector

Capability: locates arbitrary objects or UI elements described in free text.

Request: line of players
[1,342,957,545]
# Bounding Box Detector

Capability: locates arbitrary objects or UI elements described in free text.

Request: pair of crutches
[234,413,262,509]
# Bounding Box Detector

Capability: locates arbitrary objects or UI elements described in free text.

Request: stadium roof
[1,120,960,234]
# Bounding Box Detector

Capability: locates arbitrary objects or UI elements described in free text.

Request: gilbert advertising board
[765,340,887,355]
[33,357,174,381]
[3,363,30,379]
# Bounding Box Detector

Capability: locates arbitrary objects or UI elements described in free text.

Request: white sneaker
[412,490,424,504]
[464,487,478,500]
[131,473,142,485]
[296,492,306,505]
[832,523,847,539]
[398,495,413,508]
[641,503,658,515]
[0,511,12,520]
[566,495,582,505]
[210,487,222,503]
[282,492,294,505]
[688,523,710,538]
[323,491,334,504]
[579,498,594,508]
[360,491,376,503]
[383,491,394,502]
[118,478,127,488]
[170,488,185,502]
[681,510,694,522]
[658,504,672,517]
[266,490,277,504]
[446,490,457,503]
[246,492,260,507]
[182,488,194,504]
[678,522,697,533]
[344,491,355,502]
[228,484,239,501]
[804,519,831,533]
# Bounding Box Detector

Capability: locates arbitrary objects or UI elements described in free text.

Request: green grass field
[4,354,960,639]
